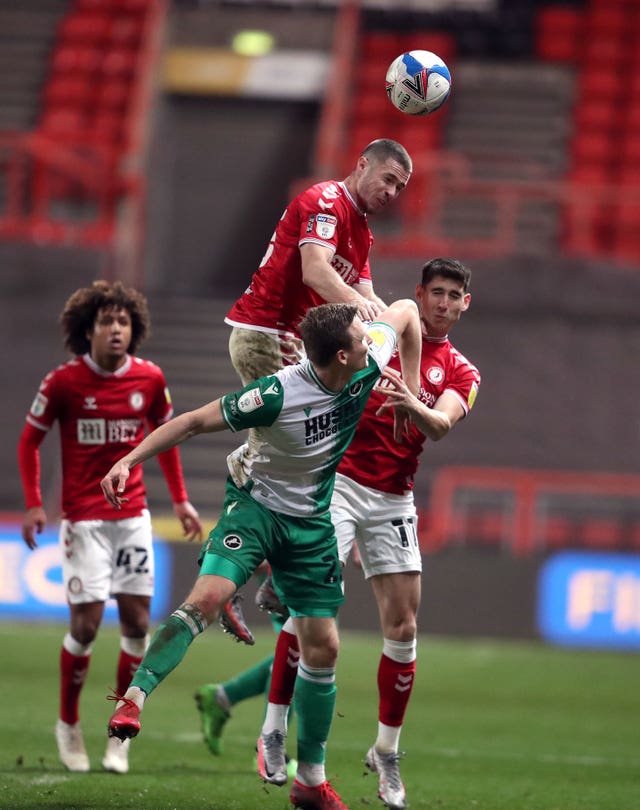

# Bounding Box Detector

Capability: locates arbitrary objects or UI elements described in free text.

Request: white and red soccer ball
[385,50,452,116]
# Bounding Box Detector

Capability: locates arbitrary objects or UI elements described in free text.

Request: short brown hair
[60,280,151,356]
[361,138,412,174]
[298,303,358,367]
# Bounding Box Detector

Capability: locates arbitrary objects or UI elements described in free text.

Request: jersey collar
[339,181,365,216]
[83,353,132,377]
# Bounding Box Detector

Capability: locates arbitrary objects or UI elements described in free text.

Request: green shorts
[198,478,344,617]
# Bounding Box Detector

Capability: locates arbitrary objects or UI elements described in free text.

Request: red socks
[268,629,300,704]
[377,653,416,727]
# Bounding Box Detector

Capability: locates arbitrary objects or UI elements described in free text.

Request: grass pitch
[1,623,638,809]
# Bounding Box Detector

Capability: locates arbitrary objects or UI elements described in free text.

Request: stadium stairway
[441,59,575,254]
[140,294,242,519]
[0,1,68,130]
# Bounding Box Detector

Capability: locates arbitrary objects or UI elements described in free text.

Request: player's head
[61,280,151,356]
[420,257,471,291]
[416,258,471,337]
[298,303,363,368]
[349,139,412,215]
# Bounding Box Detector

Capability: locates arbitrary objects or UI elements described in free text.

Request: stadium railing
[419,465,640,556]
[0,0,168,285]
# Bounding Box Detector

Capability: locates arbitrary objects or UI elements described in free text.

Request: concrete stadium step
[142,296,242,517]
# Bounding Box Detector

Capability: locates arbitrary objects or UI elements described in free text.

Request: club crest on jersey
[314,214,337,240]
[348,381,363,396]
[129,391,145,410]
[427,366,444,384]
[222,534,242,550]
[29,392,48,417]
[238,387,264,413]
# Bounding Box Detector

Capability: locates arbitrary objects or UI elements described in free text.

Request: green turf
[1,623,639,809]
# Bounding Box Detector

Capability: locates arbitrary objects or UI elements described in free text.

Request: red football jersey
[225,180,374,337]
[25,354,175,521]
[337,335,481,495]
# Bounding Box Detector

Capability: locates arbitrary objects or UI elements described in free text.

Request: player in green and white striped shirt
[101,298,420,810]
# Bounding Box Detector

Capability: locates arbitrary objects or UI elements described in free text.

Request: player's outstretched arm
[101,399,226,509]
[376,298,421,395]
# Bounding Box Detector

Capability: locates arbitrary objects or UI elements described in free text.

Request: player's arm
[17,422,47,550]
[354,281,387,312]
[376,369,465,441]
[101,400,226,509]
[376,299,421,396]
[300,243,383,321]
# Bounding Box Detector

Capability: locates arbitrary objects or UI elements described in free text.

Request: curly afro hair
[60,280,151,356]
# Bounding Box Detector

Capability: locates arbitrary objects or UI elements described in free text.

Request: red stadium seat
[399,31,457,64]
[39,107,88,137]
[109,16,144,47]
[578,66,626,103]
[58,13,112,44]
[101,47,138,79]
[535,6,584,64]
[359,32,404,63]
[97,78,132,110]
[90,109,127,145]
[570,131,615,168]
[43,76,95,109]
[51,45,103,75]
[584,7,628,37]
[573,99,623,139]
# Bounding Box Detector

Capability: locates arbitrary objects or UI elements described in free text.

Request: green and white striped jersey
[220,320,397,517]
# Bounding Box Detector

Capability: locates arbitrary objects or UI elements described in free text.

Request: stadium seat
[584,7,628,37]
[57,13,112,44]
[96,78,132,110]
[102,47,138,79]
[39,107,88,137]
[51,45,103,75]
[570,131,615,167]
[349,90,393,125]
[535,6,584,64]
[43,76,95,110]
[359,32,404,64]
[578,66,626,103]
[580,35,627,70]
[90,110,127,145]
[109,16,144,47]
[573,99,622,135]
[399,31,457,64]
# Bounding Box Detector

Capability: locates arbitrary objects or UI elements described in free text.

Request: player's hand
[174,501,203,542]
[374,367,416,411]
[375,367,416,442]
[21,506,46,550]
[356,296,384,323]
[280,336,304,366]
[100,461,131,509]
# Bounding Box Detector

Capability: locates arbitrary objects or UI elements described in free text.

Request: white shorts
[331,473,421,579]
[60,511,154,604]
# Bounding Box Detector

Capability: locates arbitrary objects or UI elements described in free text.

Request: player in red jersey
[18,281,202,775]
[225,138,413,365]
[261,258,480,810]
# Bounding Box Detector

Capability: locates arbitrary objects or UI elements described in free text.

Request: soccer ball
[385,50,452,116]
